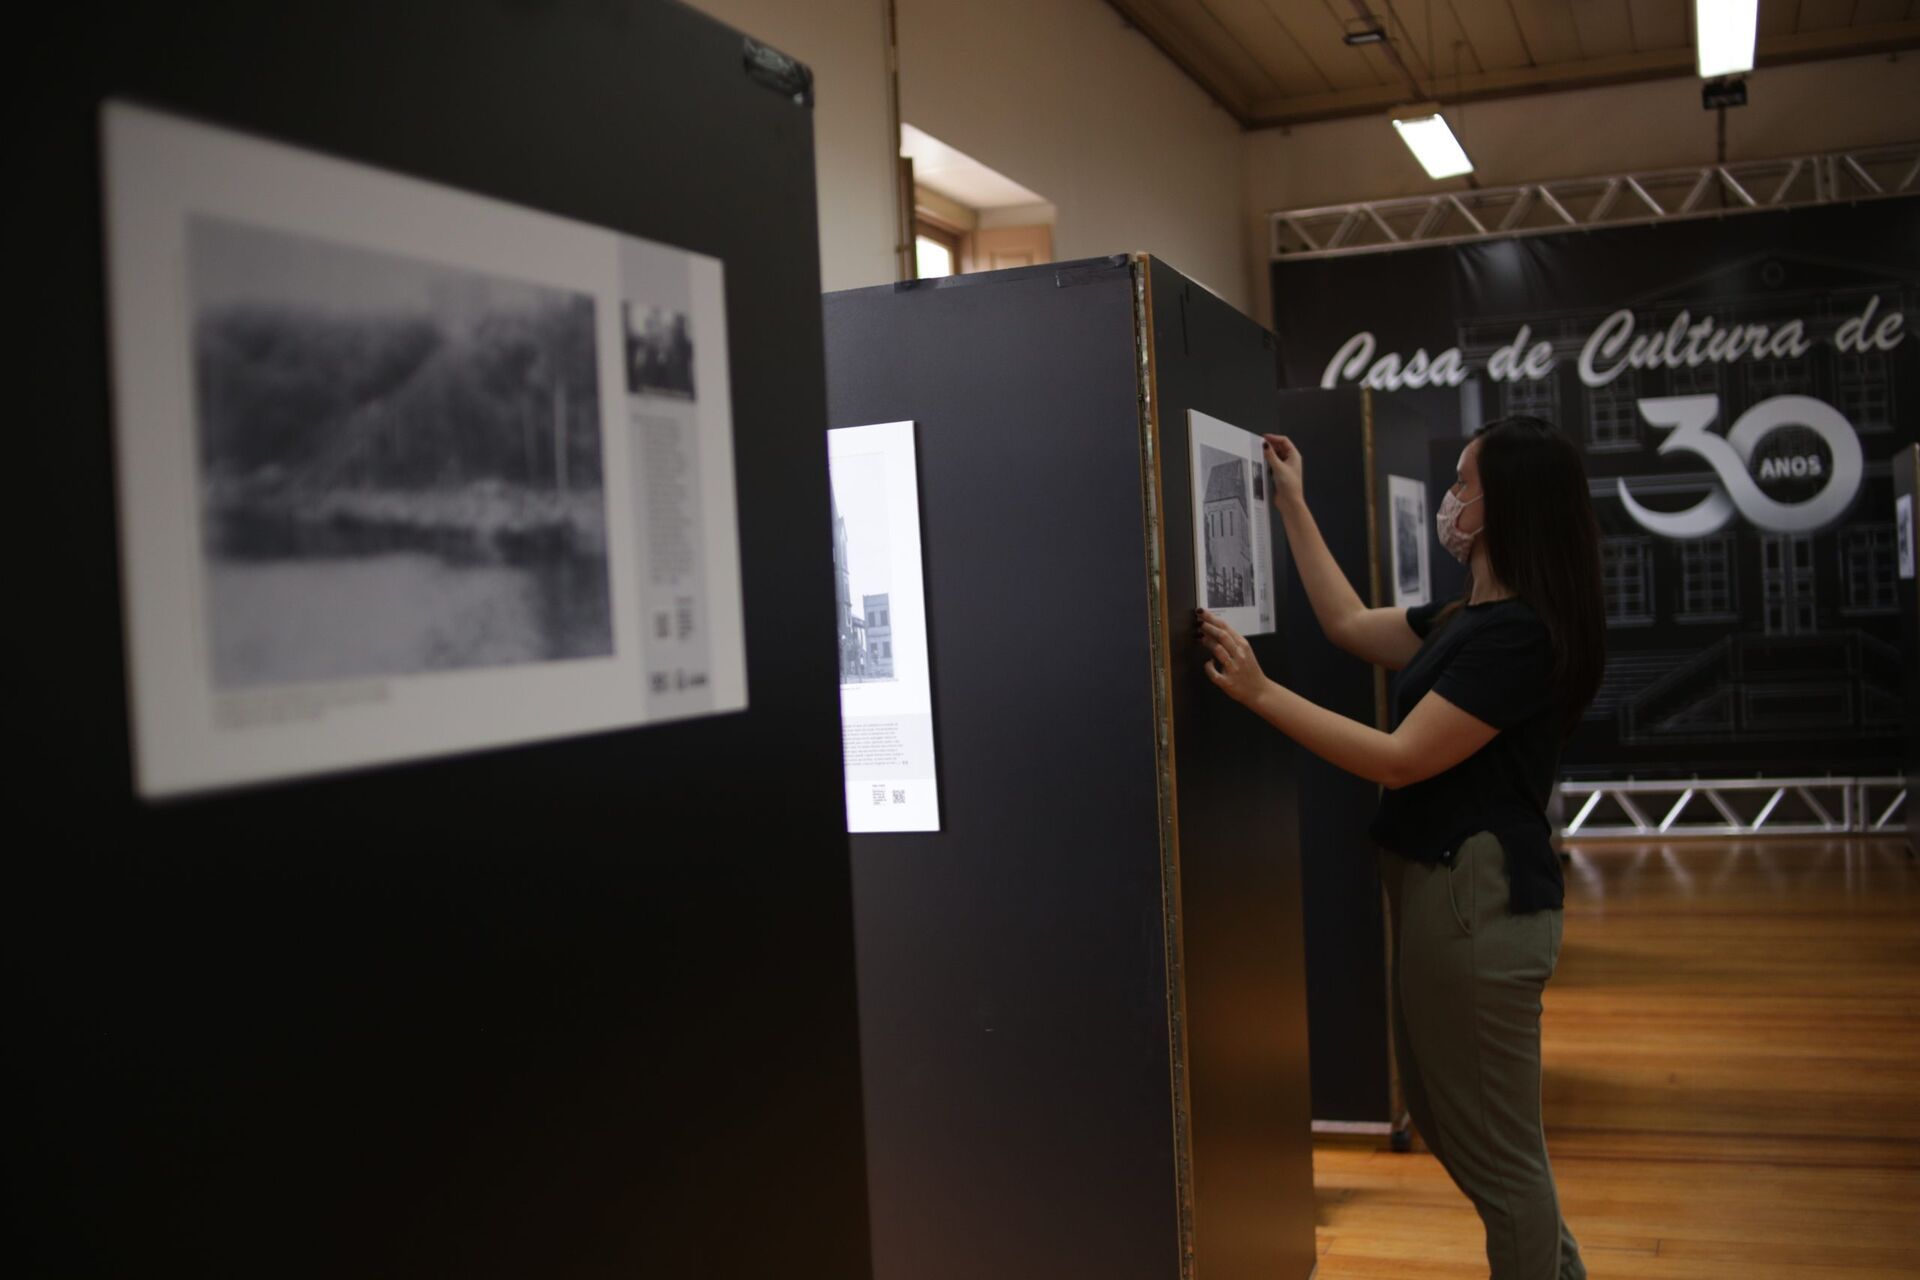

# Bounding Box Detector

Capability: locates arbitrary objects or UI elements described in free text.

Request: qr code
[892,790,907,805]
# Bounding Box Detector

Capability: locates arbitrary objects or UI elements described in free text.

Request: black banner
[1273,199,1920,777]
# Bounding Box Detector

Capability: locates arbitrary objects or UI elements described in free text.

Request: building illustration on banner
[1449,276,1910,771]
[1275,206,1917,777]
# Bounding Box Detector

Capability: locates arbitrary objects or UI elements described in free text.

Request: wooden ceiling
[1105,0,1920,127]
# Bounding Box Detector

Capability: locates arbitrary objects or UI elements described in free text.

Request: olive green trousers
[1381,833,1585,1280]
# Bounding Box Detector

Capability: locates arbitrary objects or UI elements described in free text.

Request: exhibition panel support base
[825,256,1315,1280]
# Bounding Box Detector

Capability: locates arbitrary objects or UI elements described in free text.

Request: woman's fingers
[1197,610,1256,682]
[1199,618,1242,645]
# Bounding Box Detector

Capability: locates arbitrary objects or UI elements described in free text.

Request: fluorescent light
[1696,0,1757,78]
[1390,107,1472,180]
[1343,26,1386,46]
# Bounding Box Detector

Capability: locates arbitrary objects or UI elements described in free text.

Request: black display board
[824,256,1314,1280]
[1271,388,1429,1128]
[16,4,871,1277]
[1897,446,1920,850]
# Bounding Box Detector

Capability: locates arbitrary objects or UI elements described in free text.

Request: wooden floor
[1311,837,1920,1279]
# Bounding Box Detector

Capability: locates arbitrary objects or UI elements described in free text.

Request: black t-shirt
[1368,597,1565,912]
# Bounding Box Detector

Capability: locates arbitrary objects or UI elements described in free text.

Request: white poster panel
[1897,493,1916,581]
[1387,473,1432,607]
[828,422,940,833]
[102,101,746,798]
[1188,410,1276,636]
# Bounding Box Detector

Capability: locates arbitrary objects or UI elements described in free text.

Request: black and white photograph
[829,422,941,833]
[1200,444,1254,608]
[191,217,614,688]
[624,303,696,399]
[828,448,896,685]
[104,100,748,797]
[1187,410,1276,636]
[1388,473,1431,607]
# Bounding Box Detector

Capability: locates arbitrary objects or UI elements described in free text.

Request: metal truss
[1559,776,1909,840]
[1269,143,1920,261]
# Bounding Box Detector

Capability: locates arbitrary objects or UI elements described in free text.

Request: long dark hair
[1451,415,1605,736]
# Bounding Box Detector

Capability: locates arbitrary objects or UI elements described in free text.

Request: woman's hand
[1197,609,1273,707]
[1262,434,1304,513]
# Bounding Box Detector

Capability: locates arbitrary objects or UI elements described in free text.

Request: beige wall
[679,0,898,292]
[1245,52,1920,323]
[899,0,1248,312]
[677,4,1914,325]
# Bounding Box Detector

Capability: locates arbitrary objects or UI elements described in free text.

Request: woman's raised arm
[1264,434,1423,671]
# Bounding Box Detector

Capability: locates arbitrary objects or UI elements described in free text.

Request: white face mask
[1435,486,1483,564]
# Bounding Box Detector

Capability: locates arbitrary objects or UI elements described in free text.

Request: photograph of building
[1201,446,1252,608]
[863,592,893,677]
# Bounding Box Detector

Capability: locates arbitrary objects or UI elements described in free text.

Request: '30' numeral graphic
[1616,395,1863,538]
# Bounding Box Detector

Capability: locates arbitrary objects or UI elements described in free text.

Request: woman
[1198,415,1602,1280]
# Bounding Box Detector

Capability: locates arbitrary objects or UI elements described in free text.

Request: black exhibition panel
[1268,388,1375,1130]
[17,4,870,1278]
[1897,446,1920,850]
[1143,258,1316,1280]
[823,255,1314,1280]
[1270,387,1429,1129]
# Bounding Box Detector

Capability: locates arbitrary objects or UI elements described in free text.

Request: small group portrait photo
[624,302,696,399]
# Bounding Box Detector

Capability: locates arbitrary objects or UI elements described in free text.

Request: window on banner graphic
[1503,374,1558,425]
[1837,353,1890,434]
[1760,535,1817,636]
[1840,524,1898,616]
[1600,535,1655,628]
[1746,356,1810,404]
[1669,362,1720,397]
[1586,372,1640,452]
[1677,535,1738,623]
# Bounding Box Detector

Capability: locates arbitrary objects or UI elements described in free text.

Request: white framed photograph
[1387,474,1431,607]
[102,100,746,798]
[1188,410,1276,636]
[828,422,940,833]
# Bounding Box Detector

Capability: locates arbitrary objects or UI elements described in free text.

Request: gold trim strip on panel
[1131,253,1197,1280]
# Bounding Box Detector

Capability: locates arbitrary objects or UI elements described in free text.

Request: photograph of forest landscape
[189,216,613,689]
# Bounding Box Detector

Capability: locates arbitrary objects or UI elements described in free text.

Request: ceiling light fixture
[1389,104,1472,180]
[1343,25,1387,46]
[1695,0,1758,78]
